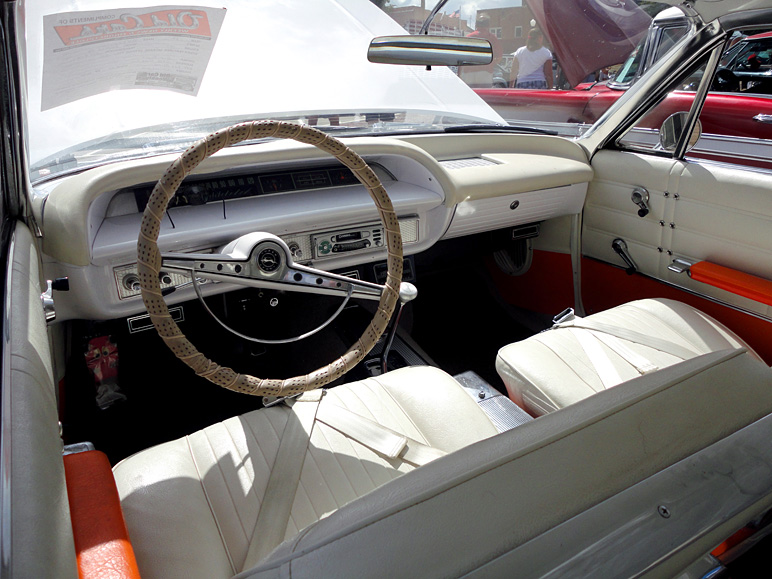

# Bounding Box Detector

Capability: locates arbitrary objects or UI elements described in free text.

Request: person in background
[511,28,553,89]
[461,13,502,87]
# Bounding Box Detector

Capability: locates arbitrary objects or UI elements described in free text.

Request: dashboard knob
[123,274,141,292]
[288,242,303,259]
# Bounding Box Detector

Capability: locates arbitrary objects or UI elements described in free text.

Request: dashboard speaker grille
[398,218,418,243]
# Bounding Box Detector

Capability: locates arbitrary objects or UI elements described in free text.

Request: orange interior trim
[63,450,141,579]
[711,525,756,558]
[690,261,772,307]
[488,250,772,364]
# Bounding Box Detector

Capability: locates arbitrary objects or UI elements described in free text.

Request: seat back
[245,348,772,578]
[0,222,77,578]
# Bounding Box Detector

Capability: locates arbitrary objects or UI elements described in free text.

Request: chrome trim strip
[0,229,16,575]
[673,45,720,159]
[0,0,21,572]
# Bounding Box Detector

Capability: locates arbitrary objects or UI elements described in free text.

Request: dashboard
[33,133,594,322]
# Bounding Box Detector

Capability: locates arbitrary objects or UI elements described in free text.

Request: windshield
[20,0,665,182]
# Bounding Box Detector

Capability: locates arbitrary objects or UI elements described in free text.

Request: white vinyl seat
[112,366,499,579]
[496,298,764,416]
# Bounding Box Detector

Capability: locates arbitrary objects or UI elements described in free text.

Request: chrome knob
[398,282,418,305]
[123,274,141,292]
[288,242,303,260]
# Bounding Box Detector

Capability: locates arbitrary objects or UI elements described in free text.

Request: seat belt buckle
[552,307,575,326]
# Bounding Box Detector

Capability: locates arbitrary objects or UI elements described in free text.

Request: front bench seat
[496,298,763,416]
[113,366,499,579]
[243,349,772,578]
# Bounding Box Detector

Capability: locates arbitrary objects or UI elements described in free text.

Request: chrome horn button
[256,246,282,273]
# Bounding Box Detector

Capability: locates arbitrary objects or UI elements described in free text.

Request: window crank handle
[612,238,637,275]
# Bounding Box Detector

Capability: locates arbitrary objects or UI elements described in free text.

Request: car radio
[312,224,384,259]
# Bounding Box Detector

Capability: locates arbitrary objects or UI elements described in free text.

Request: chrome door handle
[753,114,772,124]
[631,187,650,218]
[668,257,695,274]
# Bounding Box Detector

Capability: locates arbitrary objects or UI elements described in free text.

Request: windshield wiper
[443,124,557,136]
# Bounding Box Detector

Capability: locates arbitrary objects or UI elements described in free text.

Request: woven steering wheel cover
[138,121,403,397]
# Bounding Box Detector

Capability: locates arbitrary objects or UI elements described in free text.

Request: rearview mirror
[368,35,492,67]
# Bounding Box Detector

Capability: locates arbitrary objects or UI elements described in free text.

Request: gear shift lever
[381,282,418,374]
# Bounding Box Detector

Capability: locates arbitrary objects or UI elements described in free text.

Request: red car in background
[476,8,772,142]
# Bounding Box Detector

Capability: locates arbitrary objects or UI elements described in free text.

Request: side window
[616,57,706,154]
[695,30,772,170]
[713,31,772,94]
[613,41,643,85]
[616,40,772,171]
[651,25,688,63]
[612,24,687,87]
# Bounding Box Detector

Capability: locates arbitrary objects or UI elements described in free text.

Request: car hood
[528,0,652,87]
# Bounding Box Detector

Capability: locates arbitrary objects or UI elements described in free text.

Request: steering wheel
[138,121,403,397]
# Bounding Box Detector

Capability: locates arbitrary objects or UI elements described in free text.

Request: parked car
[3,1,772,578]
[715,31,772,92]
[475,7,772,146]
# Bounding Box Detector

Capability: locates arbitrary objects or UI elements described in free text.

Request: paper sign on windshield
[41,6,226,111]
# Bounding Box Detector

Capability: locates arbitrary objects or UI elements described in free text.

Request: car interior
[5,2,772,578]
[7,121,771,578]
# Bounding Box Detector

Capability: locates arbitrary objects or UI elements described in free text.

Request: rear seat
[495,298,763,416]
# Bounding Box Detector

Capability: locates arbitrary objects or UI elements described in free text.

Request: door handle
[631,187,650,217]
[753,114,772,124]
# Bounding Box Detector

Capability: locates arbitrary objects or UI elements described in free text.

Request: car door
[581,27,772,347]
[0,4,79,574]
